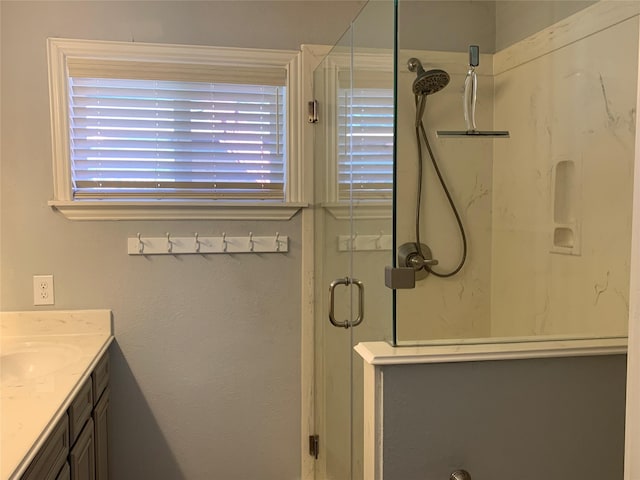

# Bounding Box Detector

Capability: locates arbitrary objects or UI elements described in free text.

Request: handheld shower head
[407,57,450,96]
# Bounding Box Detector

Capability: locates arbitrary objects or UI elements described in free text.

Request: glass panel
[394,0,637,345]
[313,1,394,479]
[350,3,394,479]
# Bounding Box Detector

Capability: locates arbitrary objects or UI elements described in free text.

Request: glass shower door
[312,2,393,479]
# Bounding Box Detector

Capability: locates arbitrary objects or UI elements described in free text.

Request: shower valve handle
[408,254,439,269]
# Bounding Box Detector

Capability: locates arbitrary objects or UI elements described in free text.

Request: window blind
[338,87,393,200]
[68,77,286,200]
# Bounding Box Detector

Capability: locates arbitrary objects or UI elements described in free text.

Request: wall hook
[194,232,200,253]
[128,232,288,255]
[137,233,144,254]
[376,230,384,249]
[166,232,173,253]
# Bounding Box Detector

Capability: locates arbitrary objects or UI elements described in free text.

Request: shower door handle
[329,277,365,329]
[351,278,365,327]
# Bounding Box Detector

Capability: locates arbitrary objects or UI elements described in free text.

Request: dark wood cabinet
[21,352,109,480]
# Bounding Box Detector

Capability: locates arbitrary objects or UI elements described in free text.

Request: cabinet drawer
[21,414,69,480]
[91,353,109,405]
[68,377,93,446]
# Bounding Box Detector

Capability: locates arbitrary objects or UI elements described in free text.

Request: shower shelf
[127,233,288,255]
[337,234,392,252]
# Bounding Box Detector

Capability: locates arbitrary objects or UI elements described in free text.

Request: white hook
[222,232,227,252]
[166,232,172,253]
[275,232,280,251]
[350,232,358,251]
[376,230,384,249]
[137,233,144,254]
[249,232,254,252]
[194,232,200,253]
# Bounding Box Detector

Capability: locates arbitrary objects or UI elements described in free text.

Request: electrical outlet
[33,275,54,305]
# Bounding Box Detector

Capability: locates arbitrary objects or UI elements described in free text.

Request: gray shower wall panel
[381,355,626,480]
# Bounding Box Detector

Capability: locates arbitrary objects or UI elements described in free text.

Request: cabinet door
[93,387,109,480]
[69,378,93,446]
[69,418,95,480]
[56,463,71,480]
[21,414,69,480]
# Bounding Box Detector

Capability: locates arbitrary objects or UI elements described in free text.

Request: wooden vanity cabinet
[21,414,69,480]
[91,353,110,480]
[69,418,95,480]
[56,462,71,480]
[20,351,110,480]
[93,387,110,480]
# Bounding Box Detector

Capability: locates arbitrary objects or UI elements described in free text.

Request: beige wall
[0,2,364,479]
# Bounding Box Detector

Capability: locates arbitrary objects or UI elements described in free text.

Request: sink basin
[1,342,82,385]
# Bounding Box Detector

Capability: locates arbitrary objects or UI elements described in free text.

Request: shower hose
[414,94,467,278]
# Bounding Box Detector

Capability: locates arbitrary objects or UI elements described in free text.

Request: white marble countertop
[355,337,628,366]
[1,310,113,480]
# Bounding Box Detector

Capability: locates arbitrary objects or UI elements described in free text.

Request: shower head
[407,57,450,96]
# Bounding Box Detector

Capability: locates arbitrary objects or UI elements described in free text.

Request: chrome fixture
[329,277,364,328]
[406,57,468,280]
[397,242,438,281]
[407,57,450,96]
[450,469,472,480]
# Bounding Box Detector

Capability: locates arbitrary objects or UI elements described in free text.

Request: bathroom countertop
[0,310,113,480]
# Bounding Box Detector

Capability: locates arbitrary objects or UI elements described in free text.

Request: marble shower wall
[395,3,638,343]
[395,50,494,342]
[491,10,638,338]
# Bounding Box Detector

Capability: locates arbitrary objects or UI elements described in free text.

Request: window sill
[48,200,306,221]
[322,201,392,220]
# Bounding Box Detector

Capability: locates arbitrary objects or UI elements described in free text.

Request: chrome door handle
[328,277,364,329]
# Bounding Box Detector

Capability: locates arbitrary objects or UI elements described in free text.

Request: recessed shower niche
[551,158,581,254]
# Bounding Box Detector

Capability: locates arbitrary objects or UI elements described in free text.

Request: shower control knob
[397,242,436,281]
[450,469,472,480]
[408,254,439,269]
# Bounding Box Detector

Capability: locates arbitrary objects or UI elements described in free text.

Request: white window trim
[47,38,305,220]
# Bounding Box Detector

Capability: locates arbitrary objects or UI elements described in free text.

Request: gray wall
[495,1,597,51]
[0,2,364,479]
[396,0,596,53]
[397,0,496,52]
[382,355,627,480]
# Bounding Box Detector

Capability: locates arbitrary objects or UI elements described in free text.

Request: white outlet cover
[33,274,54,305]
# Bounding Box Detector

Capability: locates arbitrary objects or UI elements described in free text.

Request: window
[338,86,394,201]
[47,38,302,220]
[316,52,394,220]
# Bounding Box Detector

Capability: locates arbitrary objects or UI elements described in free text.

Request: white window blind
[338,87,394,200]
[68,76,286,200]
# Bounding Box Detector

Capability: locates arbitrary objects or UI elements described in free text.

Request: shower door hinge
[308,100,319,123]
[309,434,319,459]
